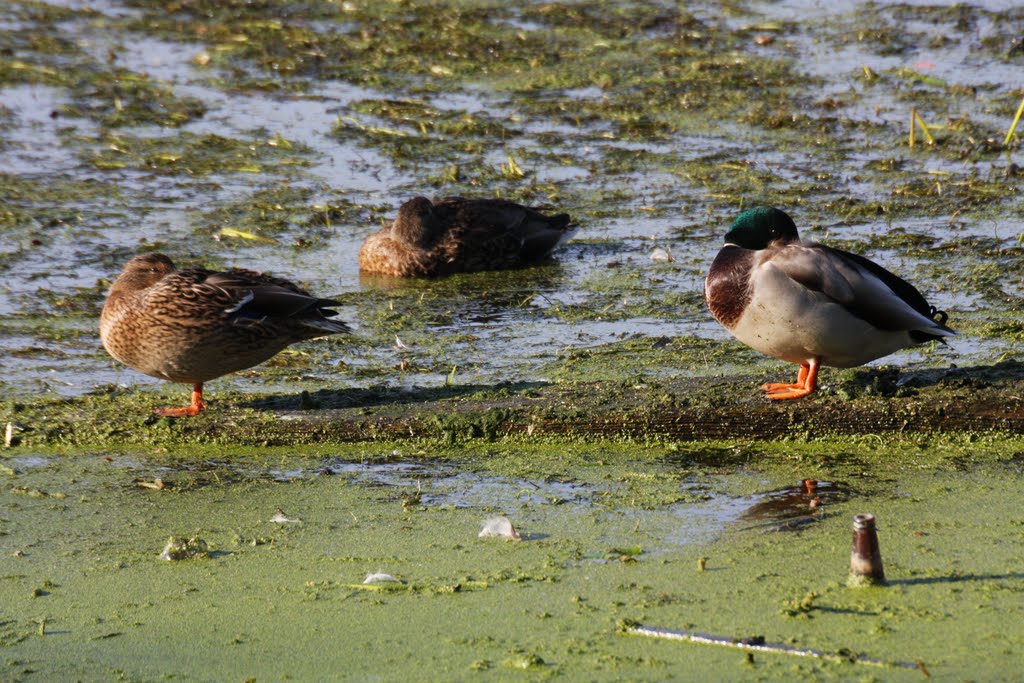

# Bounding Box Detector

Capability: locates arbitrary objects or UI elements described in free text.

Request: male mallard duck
[100,253,350,416]
[704,207,954,400]
[359,196,576,277]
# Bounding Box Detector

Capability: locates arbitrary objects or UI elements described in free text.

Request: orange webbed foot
[153,383,207,417]
[762,382,803,393]
[154,404,205,417]
[764,386,815,400]
[761,361,819,401]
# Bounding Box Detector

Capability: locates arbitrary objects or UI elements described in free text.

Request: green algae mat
[2,438,1023,680]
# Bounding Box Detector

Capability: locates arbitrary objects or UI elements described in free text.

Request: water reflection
[738,479,853,532]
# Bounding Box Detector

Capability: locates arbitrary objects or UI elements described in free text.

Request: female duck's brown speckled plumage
[100,253,350,416]
[359,196,576,277]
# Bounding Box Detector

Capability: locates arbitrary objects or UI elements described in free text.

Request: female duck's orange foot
[154,404,205,417]
[762,360,819,401]
[154,384,207,417]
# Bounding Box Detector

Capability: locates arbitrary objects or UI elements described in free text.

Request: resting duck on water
[704,207,954,400]
[359,196,576,277]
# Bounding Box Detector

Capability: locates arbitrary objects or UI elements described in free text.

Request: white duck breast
[728,242,953,368]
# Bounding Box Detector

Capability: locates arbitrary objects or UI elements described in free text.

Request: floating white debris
[160,536,209,561]
[270,511,301,524]
[479,516,522,541]
[650,247,674,262]
[363,572,402,584]
[394,335,410,350]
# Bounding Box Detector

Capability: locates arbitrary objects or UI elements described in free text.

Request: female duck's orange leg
[155,383,208,417]
[763,359,820,400]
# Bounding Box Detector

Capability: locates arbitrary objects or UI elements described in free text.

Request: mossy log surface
[268,370,1024,442]
[9,362,1023,448]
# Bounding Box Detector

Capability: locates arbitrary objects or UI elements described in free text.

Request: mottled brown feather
[100,253,349,386]
[359,196,576,277]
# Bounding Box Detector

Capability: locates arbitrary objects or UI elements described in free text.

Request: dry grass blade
[1003,95,1024,147]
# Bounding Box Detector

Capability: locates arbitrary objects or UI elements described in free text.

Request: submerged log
[252,362,1024,444]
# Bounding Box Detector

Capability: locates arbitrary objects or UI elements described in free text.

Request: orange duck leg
[155,383,208,417]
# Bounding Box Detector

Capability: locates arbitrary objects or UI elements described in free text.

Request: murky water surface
[2,0,1022,398]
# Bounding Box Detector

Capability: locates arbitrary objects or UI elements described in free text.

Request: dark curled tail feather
[908,305,953,345]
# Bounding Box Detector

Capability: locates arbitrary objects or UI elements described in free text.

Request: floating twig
[625,624,919,670]
[217,227,278,245]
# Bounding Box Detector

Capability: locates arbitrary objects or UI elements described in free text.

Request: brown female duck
[359,196,576,277]
[100,253,350,416]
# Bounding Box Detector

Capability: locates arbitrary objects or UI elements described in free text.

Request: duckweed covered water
[2,437,1023,680]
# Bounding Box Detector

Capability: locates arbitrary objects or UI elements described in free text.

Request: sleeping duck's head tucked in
[101,253,350,417]
[359,196,576,278]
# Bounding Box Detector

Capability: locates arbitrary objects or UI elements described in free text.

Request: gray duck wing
[765,244,952,336]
